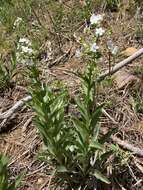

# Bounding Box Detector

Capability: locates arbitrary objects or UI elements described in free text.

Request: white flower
[16,52,21,62]
[83,25,90,33]
[90,14,103,25]
[26,59,34,66]
[95,27,105,37]
[107,40,114,50]
[17,44,21,50]
[16,52,26,64]
[66,145,76,152]
[13,17,22,27]
[75,49,81,58]
[16,37,35,65]
[111,46,119,55]
[90,43,99,53]
[107,40,119,55]
[21,46,33,54]
[19,38,31,46]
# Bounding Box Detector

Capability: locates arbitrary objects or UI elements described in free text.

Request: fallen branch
[98,48,143,81]
[112,136,143,157]
[48,47,71,68]
[0,95,32,120]
[101,128,143,157]
[52,48,143,81]
[0,118,8,132]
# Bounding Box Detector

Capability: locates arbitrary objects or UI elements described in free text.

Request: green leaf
[99,128,117,144]
[0,155,9,167]
[72,117,89,142]
[100,151,113,163]
[14,171,26,187]
[93,169,110,184]
[57,166,68,173]
[89,140,103,150]
[90,105,103,131]
[94,123,100,141]
[7,183,16,190]
[75,98,89,121]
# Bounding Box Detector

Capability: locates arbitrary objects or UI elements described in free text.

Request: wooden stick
[0,95,32,120]
[51,48,143,81]
[101,128,143,157]
[98,48,143,81]
[48,47,71,68]
[112,136,143,157]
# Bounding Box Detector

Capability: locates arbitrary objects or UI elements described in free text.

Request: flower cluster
[89,14,105,53]
[75,14,105,58]
[13,17,23,28]
[75,13,119,60]
[95,27,105,37]
[90,14,103,25]
[90,43,99,53]
[107,40,119,55]
[16,37,35,65]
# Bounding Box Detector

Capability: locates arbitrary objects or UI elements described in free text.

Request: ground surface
[0,0,143,189]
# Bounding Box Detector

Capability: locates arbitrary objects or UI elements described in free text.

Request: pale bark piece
[0,95,32,120]
[112,136,143,157]
[113,70,138,89]
[122,47,138,57]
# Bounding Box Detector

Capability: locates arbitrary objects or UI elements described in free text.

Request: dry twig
[48,47,72,68]
[0,96,32,120]
[112,136,143,157]
[98,48,143,81]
